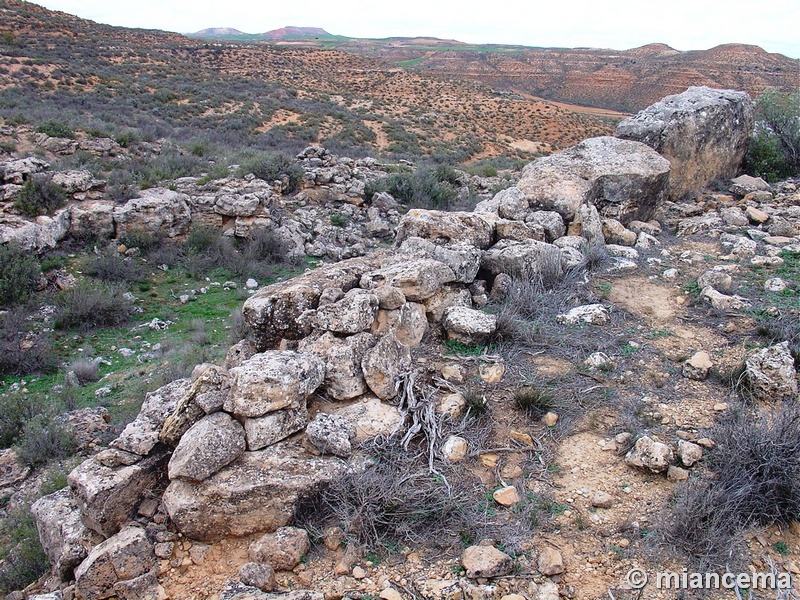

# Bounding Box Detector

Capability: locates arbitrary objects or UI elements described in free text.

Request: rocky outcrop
[515,136,670,223]
[112,188,192,238]
[616,86,754,200]
[162,441,349,542]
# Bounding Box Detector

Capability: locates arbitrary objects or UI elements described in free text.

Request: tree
[745,88,800,181]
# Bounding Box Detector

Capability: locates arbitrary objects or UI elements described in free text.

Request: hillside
[192,27,797,113]
[0,0,616,162]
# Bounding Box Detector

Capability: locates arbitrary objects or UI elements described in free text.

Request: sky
[33,0,800,59]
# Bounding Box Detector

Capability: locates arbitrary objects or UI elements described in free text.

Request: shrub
[16,414,76,468]
[366,166,458,210]
[657,405,800,569]
[514,386,554,417]
[743,88,800,181]
[227,308,251,344]
[237,152,304,193]
[0,507,49,594]
[35,120,74,138]
[13,174,67,217]
[0,242,40,307]
[0,309,55,377]
[67,358,100,385]
[84,249,144,282]
[0,392,44,448]
[54,282,135,331]
[119,229,163,254]
[330,212,350,227]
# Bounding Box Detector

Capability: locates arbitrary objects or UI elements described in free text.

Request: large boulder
[31,488,98,581]
[360,259,457,302]
[297,288,378,335]
[516,136,670,223]
[480,239,564,280]
[112,188,192,238]
[168,412,246,482]
[68,449,169,537]
[242,256,376,350]
[298,332,377,401]
[361,333,411,400]
[0,156,49,184]
[241,406,309,451]
[397,237,483,283]
[74,526,156,600]
[51,169,99,194]
[395,209,495,249]
[162,441,349,542]
[111,378,193,456]
[69,201,116,239]
[226,351,325,418]
[745,341,798,402]
[616,86,754,200]
[0,211,70,251]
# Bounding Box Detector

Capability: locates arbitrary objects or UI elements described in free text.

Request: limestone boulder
[371,302,428,347]
[516,136,670,223]
[745,341,798,402]
[68,449,169,537]
[442,306,497,345]
[625,436,674,473]
[111,378,192,456]
[526,210,565,242]
[556,304,610,326]
[74,526,156,600]
[327,396,403,442]
[214,193,262,217]
[298,332,376,401]
[496,186,529,220]
[168,412,246,482]
[461,545,514,578]
[360,259,457,302]
[242,407,309,451]
[112,188,191,238]
[162,441,349,542]
[0,211,70,251]
[480,239,564,280]
[398,237,482,283]
[305,413,357,458]
[423,285,473,322]
[242,257,376,350]
[395,209,495,249]
[249,527,311,571]
[226,351,325,418]
[69,200,116,239]
[616,86,754,200]
[298,288,378,334]
[0,156,49,184]
[31,488,97,581]
[362,333,412,400]
[51,169,99,194]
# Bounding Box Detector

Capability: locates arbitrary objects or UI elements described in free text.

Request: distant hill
[189,25,344,43]
[193,27,246,36]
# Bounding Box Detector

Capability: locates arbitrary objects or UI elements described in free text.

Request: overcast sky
[34,0,800,58]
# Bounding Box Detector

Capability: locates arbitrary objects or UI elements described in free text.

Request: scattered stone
[442,436,469,463]
[745,206,770,224]
[249,527,310,571]
[677,440,703,467]
[745,341,799,401]
[461,545,514,578]
[667,465,690,482]
[542,412,559,427]
[442,306,497,345]
[591,491,615,509]
[700,287,750,311]
[556,304,609,325]
[697,269,733,293]
[492,486,520,507]
[239,562,276,592]
[625,436,674,473]
[537,546,565,576]
[765,278,788,292]
[682,351,713,381]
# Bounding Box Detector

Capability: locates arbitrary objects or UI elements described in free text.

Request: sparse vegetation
[13,175,67,217]
[54,282,136,332]
[744,88,800,181]
[0,242,40,307]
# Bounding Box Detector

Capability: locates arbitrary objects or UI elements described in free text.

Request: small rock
[556,304,609,326]
[537,546,565,576]
[745,206,770,223]
[677,440,703,467]
[625,436,674,473]
[764,278,788,293]
[591,491,614,509]
[697,437,715,449]
[239,562,276,592]
[380,589,404,600]
[352,566,367,579]
[461,545,514,578]
[493,486,520,507]
[245,278,259,289]
[442,436,469,462]
[249,527,310,571]
[667,465,690,482]
[682,351,713,381]
[542,412,559,427]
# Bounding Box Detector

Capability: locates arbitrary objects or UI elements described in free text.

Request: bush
[514,386,554,417]
[743,88,800,181]
[0,242,40,307]
[0,507,49,594]
[16,414,76,468]
[237,152,304,193]
[84,249,144,282]
[366,165,458,210]
[67,358,100,385]
[657,405,800,569]
[35,120,74,138]
[13,174,67,217]
[54,282,135,331]
[0,309,55,377]
[0,392,45,448]
[118,229,163,254]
